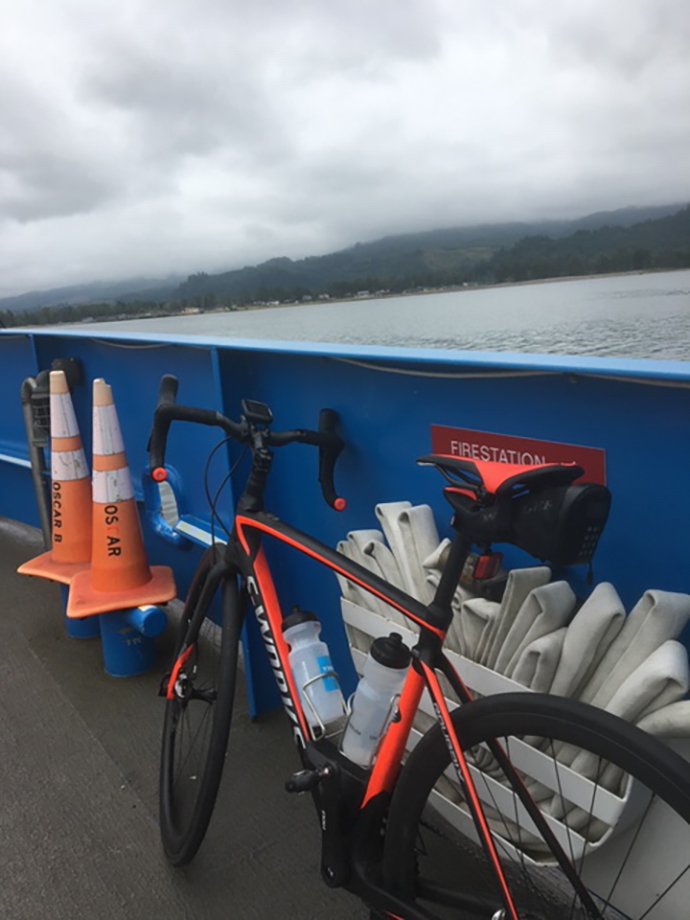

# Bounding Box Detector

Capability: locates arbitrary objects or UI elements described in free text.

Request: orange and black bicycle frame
[151,377,603,919]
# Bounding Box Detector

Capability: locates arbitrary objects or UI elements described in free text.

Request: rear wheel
[383,693,690,919]
[160,559,242,866]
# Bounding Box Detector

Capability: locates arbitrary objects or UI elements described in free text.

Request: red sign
[431,425,607,485]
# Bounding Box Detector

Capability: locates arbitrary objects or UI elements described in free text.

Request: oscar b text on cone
[67,378,176,618]
[18,370,92,584]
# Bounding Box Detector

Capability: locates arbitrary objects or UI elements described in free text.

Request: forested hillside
[171,204,689,303]
[0,203,687,328]
[487,204,690,283]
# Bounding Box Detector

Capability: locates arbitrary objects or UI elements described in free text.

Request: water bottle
[282,608,346,731]
[340,633,411,768]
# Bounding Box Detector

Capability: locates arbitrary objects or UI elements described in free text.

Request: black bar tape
[318,409,344,508]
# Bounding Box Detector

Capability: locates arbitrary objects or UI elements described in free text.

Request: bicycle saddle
[417,454,584,498]
[418,454,609,566]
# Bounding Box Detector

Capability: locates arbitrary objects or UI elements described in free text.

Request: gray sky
[1,0,689,298]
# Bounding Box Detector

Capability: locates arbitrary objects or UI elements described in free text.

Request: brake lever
[318,409,346,511]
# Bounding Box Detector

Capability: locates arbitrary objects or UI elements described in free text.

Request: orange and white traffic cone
[67,378,176,618]
[18,370,92,584]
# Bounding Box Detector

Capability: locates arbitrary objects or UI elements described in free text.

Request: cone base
[66,566,177,619]
[18,551,91,586]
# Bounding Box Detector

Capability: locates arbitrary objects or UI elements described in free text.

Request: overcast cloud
[1,0,689,297]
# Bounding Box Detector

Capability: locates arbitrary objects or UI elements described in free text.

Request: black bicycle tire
[159,568,241,866]
[383,692,690,918]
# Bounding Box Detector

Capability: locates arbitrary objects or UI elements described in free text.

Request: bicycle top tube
[235,510,451,637]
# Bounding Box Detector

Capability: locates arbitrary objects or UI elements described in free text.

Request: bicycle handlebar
[147,374,346,510]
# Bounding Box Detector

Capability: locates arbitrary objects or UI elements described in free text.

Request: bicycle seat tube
[424,529,472,632]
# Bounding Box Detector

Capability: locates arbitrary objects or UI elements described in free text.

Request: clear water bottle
[282,608,346,732]
[340,633,411,768]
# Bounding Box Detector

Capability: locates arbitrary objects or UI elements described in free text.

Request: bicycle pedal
[158,673,171,697]
[285,769,323,794]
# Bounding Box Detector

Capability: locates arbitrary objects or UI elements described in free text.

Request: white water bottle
[340,633,411,768]
[282,608,346,731]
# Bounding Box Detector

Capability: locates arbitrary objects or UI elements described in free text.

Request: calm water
[85,270,690,360]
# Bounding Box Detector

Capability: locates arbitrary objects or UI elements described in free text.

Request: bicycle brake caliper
[163,645,196,700]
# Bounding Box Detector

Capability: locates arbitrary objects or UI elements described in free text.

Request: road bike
[148,373,690,919]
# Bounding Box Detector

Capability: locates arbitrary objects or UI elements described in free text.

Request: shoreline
[25,266,689,329]
[333,267,686,304]
[235,266,687,313]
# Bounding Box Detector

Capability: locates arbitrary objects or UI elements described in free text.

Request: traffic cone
[67,378,176,618]
[18,370,92,584]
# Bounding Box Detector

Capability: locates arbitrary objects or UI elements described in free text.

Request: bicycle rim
[159,574,241,866]
[383,693,690,919]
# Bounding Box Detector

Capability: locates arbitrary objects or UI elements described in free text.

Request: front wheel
[383,693,690,919]
[160,560,242,866]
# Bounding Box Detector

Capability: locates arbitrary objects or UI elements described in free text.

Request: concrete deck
[1,519,367,919]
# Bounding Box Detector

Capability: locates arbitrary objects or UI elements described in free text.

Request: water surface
[83,270,690,360]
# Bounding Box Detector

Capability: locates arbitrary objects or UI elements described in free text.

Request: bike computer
[241,399,273,425]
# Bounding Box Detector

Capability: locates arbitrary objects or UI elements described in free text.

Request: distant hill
[486,204,690,282]
[0,275,183,314]
[171,204,686,303]
[0,203,683,316]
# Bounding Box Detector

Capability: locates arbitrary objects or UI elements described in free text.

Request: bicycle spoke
[602,794,653,916]
[548,740,587,920]
[172,696,214,793]
[638,862,690,919]
[467,738,533,880]
[577,755,604,880]
[506,735,546,908]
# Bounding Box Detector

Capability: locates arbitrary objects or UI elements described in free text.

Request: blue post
[99,605,168,678]
[61,585,100,639]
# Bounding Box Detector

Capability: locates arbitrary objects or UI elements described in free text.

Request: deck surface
[1,519,368,920]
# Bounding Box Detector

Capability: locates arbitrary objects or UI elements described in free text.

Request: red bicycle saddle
[417,454,584,497]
